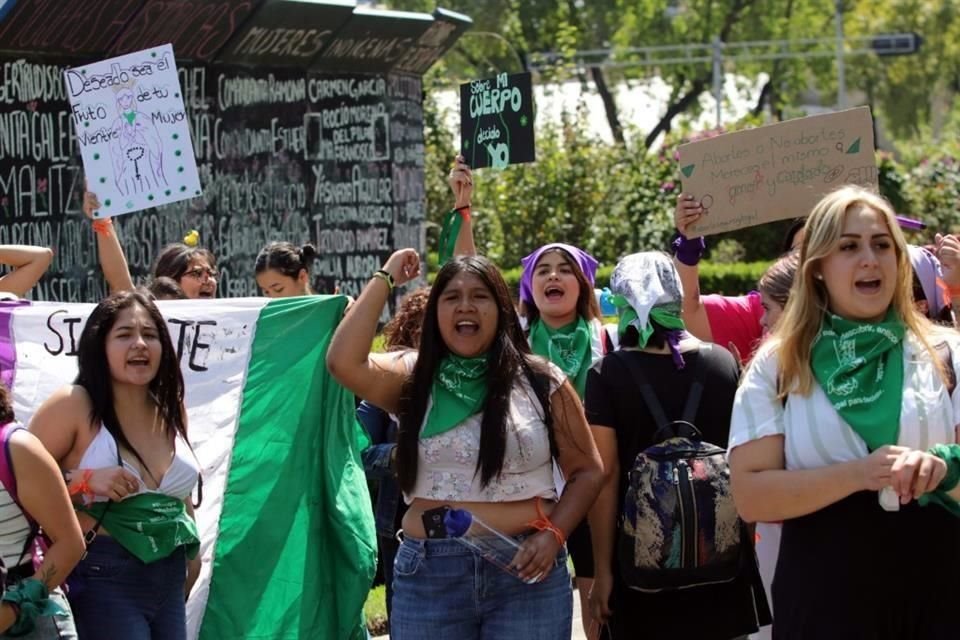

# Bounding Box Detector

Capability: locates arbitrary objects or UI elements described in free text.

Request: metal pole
[835,0,846,108]
[712,36,723,126]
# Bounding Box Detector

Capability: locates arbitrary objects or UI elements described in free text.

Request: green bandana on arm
[528,317,592,398]
[438,208,464,265]
[81,493,200,564]
[421,355,489,438]
[810,311,906,451]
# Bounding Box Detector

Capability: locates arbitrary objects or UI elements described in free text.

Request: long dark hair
[520,247,601,326]
[395,256,556,492]
[153,243,217,282]
[74,290,187,472]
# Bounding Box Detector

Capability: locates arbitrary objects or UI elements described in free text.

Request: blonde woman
[729,186,960,639]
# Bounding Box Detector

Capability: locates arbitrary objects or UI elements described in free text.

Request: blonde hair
[772,185,946,398]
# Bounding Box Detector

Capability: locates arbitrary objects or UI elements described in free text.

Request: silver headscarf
[610,252,687,368]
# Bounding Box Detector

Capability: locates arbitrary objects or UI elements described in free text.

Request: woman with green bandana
[517,242,611,640]
[29,291,200,640]
[586,252,767,640]
[327,249,603,640]
[729,185,960,639]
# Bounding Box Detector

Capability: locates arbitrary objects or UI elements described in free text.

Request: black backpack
[614,346,745,592]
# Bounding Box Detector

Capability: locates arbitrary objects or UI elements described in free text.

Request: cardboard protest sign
[460,72,535,169]
[65,43,202,218]
[678,107,877,236]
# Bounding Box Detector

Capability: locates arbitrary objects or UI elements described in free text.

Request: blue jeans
[67,536,187,640]
[390,534,572,640]
[1,587,76,639]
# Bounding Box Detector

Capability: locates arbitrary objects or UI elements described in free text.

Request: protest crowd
[0,136,957,640]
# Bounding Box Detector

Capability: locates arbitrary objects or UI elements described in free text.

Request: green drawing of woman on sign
[110,83,166,197]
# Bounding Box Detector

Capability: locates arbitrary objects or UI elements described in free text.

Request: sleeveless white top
[78,425,200,501]
[0,485,31,568]
[399,352,565,504]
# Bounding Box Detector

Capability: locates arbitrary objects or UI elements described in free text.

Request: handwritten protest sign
[460,72,535,169]
[678,107,877,236]
[65,43,202,218]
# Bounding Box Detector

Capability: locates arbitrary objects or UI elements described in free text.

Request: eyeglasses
[182,267,219,280]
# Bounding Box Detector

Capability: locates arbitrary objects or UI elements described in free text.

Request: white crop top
[78,425,200,501]
[400,352,565,504]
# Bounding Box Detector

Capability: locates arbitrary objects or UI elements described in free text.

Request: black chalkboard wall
[0,0,471,308]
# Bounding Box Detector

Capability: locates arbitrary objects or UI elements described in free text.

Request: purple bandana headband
[519,243,599,306]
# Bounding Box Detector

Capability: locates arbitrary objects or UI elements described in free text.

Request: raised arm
[672,194,712,342]
[445,155,476,258]
[0,245,53,297]
[936,233,960,327]
[326,249,421,414]
[83,189,135,293]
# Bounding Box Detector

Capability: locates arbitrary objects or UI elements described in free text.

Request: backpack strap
[613,351,671,432]
[680,344,710,424]
[935,341,956,397]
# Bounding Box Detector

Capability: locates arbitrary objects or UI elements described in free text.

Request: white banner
[7,298,268,639]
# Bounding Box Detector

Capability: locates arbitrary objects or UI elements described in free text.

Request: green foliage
[364,585,387,636]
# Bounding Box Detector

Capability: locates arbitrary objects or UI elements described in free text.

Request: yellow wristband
[372,270,394,291]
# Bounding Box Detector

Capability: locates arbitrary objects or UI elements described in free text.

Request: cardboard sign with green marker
[677,106,877,236]
[64,43,202,218]
[459,72,535,170]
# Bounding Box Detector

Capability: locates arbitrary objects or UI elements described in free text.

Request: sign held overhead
[459,71,535,170]
[677,106,877,236]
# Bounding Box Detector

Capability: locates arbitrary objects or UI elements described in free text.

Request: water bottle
[443,508,537,583]
[597,287,618,317]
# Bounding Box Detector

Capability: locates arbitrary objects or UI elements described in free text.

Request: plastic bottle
[443,508,537,583]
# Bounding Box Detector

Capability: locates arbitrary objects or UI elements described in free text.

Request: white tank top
[403,354,565,504]
[77,425,200,501]
[0,486,31,568]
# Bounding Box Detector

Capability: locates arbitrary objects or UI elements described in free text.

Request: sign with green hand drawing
[459,72,535,170]
[677,106,877,236]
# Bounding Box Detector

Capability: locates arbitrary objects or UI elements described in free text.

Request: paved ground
[373,584,588,639]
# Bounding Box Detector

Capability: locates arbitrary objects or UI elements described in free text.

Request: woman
[254,242,317,298]
[151,243,218,300]
[356,287,430,621]
[449,158,610,638]
[0,383,85,639]
[82,190,217,299]
[586,251,768,640]
[729,186,960,639]
[326,250,603,640]
[29,291,201,640]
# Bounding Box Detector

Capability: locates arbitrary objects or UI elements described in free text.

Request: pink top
[703,291,764,361]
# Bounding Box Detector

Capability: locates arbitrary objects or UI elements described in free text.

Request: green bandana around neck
[810,310,906,451]
[528,317,592,397]
[421,354,489,438]
[123,111,136,125]
[81,493,199,564]
[611,294,685,346]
